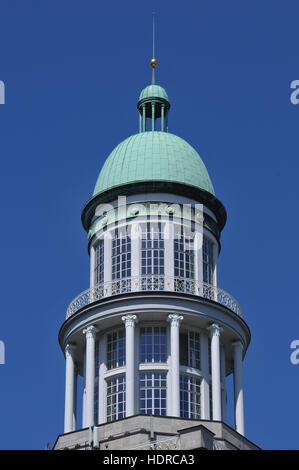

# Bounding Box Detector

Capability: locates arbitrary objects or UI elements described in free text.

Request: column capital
[65,343,76,356]
[168,314,183,327]
[83,325,98,340]
[207,323,223,337]
[122,314,138,328]
[232,340,243,351]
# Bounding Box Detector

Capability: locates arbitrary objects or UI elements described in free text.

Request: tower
[54,31,259,451]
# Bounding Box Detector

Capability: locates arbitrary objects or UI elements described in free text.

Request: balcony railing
[66,275,243,320]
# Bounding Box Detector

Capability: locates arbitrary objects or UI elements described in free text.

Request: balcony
[65,275,243,320]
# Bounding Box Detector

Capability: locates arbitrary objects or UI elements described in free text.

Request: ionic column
[98,335,106,424]
[64,344,76,433]
[83,325,98,428]
[168,314,183,417]
[200,331,210,419]
[208,323,223,421]
[122,315,137,417]
[232,341,245,435]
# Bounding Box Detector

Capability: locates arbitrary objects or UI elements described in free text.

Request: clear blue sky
[0,0,298,450]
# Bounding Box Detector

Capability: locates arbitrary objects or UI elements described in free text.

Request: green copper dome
[93,131,215,197]
[139,84,169,102]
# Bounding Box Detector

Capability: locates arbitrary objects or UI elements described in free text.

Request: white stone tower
[54,47,258,451]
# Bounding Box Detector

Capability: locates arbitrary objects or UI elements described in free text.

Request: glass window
[179,332,188,366]
[107,329,126,370]
[106,375,126,422]
[189,331,200,369]
[180,331,200,370]
[180,374,201,419]
[174,231,195,279]
[95,240,104,285]
[140,372,167,416]
[203,237,214,284]
[112,229,131,294]
[140,222,165,292]
[112,230,131,280]
[140,326,167,363]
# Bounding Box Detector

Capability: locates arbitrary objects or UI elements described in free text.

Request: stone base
[53,415,259,451]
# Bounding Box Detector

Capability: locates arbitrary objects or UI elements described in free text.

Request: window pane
[95,239,104,284]
[139,372,167,416]
[140,327,167,363]
[180,374,201,419]
[203,237,214,284]
[107,329,126,370]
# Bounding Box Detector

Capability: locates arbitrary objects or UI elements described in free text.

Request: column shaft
[208,323,222,421]
[64,344,76,433]
[168,314,183,417]
[200,332,210,419]
[83,326,97,428]
[233,341,245,435]
[122,315,137,417]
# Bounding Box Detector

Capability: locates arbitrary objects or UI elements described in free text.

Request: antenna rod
[150,12,157,85]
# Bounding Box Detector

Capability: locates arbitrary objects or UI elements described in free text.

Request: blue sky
[0,0,298,450]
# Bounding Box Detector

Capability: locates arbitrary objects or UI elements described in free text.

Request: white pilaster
[122,314,138,417]
[168,314,183,417]
[83,325,97,428]
[164,220,174,290]
[213,242,218,287]
[104,232,112,296]
[194,204,204,287]
[90,243,96,288]
[64,344,76,433]
[232,341,245,435]
[208,323,223,421]
[131,222,140,290]
[200,331,210,419]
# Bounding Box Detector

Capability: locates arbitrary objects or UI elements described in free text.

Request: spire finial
[150,12,157,85]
